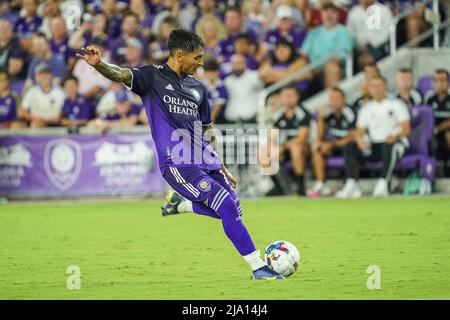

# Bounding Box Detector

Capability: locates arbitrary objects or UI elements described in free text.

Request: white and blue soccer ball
[264,240,301,277]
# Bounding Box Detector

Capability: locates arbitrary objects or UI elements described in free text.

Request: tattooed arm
[76,46,132,87]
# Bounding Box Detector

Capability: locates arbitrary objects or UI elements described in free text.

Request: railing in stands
[390,0,441,56]
[257,48,353,126]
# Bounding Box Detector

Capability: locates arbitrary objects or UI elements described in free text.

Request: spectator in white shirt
[18,62,65,128]
[336,76,411,198]
[346,0,393,71]
[223,54,264,123]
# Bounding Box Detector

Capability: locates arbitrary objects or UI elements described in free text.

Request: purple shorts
[162,165,237,204]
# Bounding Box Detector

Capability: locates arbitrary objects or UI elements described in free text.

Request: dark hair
[435,68,449,81]
[370,75,387,84]
[33,32,48,41]
[122,11,139,23]
[398,68,413,74]
[161,15,179,28]
[322,2,338,11]
[331,86,346,97]
[281,85,300,97]
[62,75,79,86]
[203,55,220,71]
[235,33,251,44]
[271,38,298,65]
[224,6,242,16]
[168,28,204,56]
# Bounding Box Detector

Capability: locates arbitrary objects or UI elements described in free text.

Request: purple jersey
[0,94,17,123]
[104,104,142,121]
[50,37,76,64]
[63,94,93,121]
[14,16,43,38]
[265,28,307,50]
[126,63,221,172]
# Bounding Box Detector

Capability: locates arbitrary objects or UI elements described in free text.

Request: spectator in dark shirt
[308,87,356,197]
[262,86,311,196]
[61,76,93,130]
[0,19,28,82]
[425,69,450,171]
[14,0,42,52]
[0,70,20,129]
[88,89,141,133]
[392,68,423,106]
[25,32,67,90]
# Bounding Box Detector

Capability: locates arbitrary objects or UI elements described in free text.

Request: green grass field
[1,197,450,300]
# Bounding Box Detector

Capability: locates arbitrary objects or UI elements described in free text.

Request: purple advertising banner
[0,133,167,198]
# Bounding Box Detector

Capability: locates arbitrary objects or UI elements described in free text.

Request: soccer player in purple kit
[76,28,284,280]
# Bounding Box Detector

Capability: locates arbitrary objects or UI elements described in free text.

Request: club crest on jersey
[191,88,201,101]
[198,179,211,191]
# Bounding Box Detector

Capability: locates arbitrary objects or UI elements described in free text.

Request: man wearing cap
[300,2,354,89]
[264,4,307,51]
[17,62,65,128]
[88,88,141,133]
[24,32,67,90]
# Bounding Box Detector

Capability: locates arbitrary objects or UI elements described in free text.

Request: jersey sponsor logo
[163,94,199,117]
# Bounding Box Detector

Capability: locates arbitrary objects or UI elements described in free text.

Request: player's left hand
[222,165,237,189]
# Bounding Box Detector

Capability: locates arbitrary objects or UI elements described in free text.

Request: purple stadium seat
[418,76,433,97]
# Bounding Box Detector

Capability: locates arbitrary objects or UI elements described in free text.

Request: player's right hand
[76,45,101,66]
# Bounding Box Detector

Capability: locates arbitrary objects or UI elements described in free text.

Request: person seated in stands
[223,54,263,123]
[351,63,380,113]
[24,32,67,90]
[308,87,356,197]
[424,69,450,175]
[0,20,28,83]
[265,86,311,196]
[264,4,307,50]
[392,68,423,106]
[17,63,65,128]
[200,56,229,124]
[259,38,312,97]
[346,0,392,72]
[61,76,93,131]
[300,2,354,91]
[88,89,141,133]
[0,71,21,129]
[336,76,411,198]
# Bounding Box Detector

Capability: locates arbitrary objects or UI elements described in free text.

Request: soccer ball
[264,240,300,277]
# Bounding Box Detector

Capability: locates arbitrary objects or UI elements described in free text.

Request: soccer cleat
[161,190,183,216]
[252,266,285,280]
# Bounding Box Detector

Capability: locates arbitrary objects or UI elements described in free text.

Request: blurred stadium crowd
[0,0,449,197]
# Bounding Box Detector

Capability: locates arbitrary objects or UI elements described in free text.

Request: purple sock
[213,192,256,256]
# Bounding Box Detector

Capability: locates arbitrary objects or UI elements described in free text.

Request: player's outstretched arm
[76,46,132,88]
